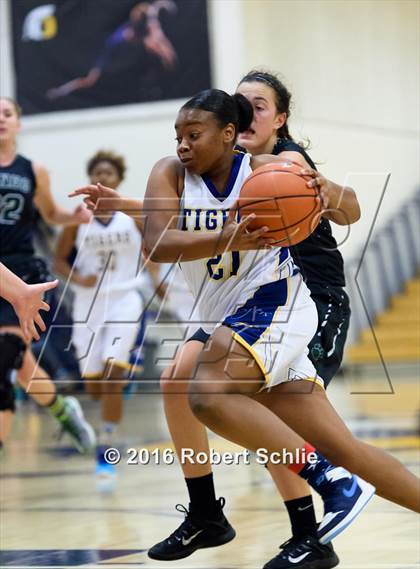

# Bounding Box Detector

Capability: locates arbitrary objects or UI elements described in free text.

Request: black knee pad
[0,334,26,412]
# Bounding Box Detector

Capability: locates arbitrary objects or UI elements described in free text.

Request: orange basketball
[238,161,321,246]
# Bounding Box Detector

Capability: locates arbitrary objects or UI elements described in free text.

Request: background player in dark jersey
[0,263,58,449]
[47,0,178,101]
[0,97,95,454]
[0,262,58,343]
[236,70,354,569]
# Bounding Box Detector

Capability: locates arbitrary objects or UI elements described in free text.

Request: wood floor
[1,372,419,568]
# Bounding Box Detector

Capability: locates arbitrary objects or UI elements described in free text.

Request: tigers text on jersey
[72,212,143,296]
[178,152,295,334]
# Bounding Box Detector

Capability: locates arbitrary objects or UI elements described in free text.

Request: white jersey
[179,152,295,333]
[72,212,143,297]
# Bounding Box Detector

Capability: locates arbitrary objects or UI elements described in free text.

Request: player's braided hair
[86,150,126,181]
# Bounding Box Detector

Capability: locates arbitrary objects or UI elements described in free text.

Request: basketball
[238,161,321,246]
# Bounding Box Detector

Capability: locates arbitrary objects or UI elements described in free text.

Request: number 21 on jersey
[206,251,240,280]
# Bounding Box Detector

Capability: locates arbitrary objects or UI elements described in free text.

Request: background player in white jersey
[0,97,95,455]
[55,150,160,483]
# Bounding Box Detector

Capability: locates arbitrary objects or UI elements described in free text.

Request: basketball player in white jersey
[55,150,154,484]
[71,91,419,558]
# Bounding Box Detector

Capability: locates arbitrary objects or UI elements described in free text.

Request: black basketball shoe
[148,497,236,561]
[263,535,339,569]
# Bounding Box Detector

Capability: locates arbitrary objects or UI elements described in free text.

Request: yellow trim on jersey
[232,331,270,384]
[131,364,144,373]
[82,373,102,379]
[112,360,143,373]
[302,376,326,390]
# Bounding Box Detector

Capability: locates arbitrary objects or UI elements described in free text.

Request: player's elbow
[352,203,361,223]
[346,187,361,224]
[42,210,57,225]
[148,250,163,262]
[145,226,183,262]
[147,243,170,263]
[144,234,177,262]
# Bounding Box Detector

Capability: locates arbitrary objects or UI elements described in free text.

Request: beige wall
[243,0,418,132]
[241,0,419,259]
[2,0,418,261]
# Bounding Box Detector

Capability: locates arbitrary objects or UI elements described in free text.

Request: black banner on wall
[11,0,212,115]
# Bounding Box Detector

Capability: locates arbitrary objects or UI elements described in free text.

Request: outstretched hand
[14,280,59,342]
[69,183,120,211]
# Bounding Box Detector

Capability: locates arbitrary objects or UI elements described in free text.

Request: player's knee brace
[0,334,26,412]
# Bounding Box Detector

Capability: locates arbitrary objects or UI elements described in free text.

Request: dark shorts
[0,255,52,327]
[307,286,350,387]
[186,285,350,389]
[187,327,211,344]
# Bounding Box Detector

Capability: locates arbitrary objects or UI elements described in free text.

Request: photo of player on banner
[11,0,211,114]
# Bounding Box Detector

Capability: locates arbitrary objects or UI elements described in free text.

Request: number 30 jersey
[72,212,143,297]
[0,154,37,257]
[178,152,296,334]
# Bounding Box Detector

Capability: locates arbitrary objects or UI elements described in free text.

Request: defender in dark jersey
[0,97,95,453]
[274,138,350,390]
[148,72,359,569]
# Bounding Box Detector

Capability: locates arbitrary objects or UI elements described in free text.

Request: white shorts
[223,273,323,390]
[72,289,143,377]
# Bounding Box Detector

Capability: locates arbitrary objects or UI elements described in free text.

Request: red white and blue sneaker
[298,453,375,545]
[316,467,375,544]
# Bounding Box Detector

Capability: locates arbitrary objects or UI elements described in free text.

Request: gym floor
[1,371,419,568]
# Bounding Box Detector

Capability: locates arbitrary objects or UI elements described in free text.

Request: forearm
[0,263,28,304]
[45,206,79,225]
[147,228,225,262]
[53,258,85,285]
[97,197,144,223]
[325,183,360,225]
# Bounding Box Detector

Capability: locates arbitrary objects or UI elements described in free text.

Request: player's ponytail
[181,89,253,138]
